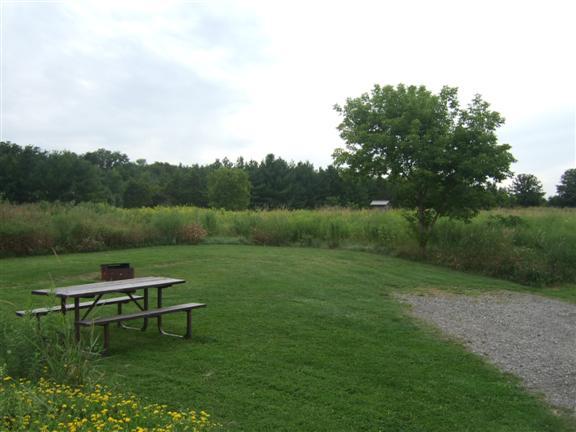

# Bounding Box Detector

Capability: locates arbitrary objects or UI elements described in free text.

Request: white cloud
[2,0,574,192]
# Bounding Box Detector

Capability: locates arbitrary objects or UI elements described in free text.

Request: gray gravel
[397,291,576,413]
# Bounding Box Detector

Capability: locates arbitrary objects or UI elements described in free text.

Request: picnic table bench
[16,295,144,317]
[18,276,206,353]
[78,303,206,351]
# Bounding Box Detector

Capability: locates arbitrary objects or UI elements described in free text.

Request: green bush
[151,210,185,244]
[427,210,576,286]
[180,223,208,244]
[0,304,99,386]
[0,204,54,256]
[0,202,575,286]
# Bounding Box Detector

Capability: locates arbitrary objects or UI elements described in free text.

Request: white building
[369,200,390,211]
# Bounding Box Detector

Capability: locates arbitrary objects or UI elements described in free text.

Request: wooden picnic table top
[32,276,185,298]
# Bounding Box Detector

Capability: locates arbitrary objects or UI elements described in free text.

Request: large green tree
[122,179,153,208]
[0,141,47,202]
[248,154,291,209]
[333,84,515,253]
[207,168,251,210]
[509,173,545,207]
[555,168,576,207]
[42,151,108,202]
[287,161,320,209]
[83,148,129,170]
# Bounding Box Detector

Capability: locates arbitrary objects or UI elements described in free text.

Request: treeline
[0,141,388,209]
[2,141,574,209]
[494,172,576,208]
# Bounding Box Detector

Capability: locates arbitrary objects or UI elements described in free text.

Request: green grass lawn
[1,245,575,431]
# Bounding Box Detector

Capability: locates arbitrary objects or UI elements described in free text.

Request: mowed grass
[1,245,575,431]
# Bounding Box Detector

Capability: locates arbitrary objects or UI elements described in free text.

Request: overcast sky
[1,0,574,195]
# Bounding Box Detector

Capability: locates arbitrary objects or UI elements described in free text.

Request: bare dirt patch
[397,291,576,413]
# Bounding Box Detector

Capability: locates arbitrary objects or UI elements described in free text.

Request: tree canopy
[1,142,386,209]
[333,84,515,251]
[509,173,545,207]
[554,168,576,207]
[207,168,251,210]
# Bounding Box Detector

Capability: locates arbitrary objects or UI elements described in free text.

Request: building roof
[370,200,390,206]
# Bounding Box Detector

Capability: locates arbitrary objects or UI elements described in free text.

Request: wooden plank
[77,303,207,326]
[32,276,185,298]
[16,295,144,317]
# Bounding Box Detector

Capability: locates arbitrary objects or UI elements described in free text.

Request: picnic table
[20,276,206,352]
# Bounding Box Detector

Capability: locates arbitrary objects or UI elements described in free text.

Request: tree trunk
[417,207,428,257]
[416,207,439,258]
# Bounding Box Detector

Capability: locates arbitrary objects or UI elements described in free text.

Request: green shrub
[487,214,525,228]
[0,303,99,386]
[324,220,347,248]
[230,212,258,237]
[179,223,208,244]
[0,223,54,256]
[0,204,54,256]
[202,210,220,235]
[0,202,575,286]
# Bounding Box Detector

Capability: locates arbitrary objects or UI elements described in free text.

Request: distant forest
[0,141,389,209]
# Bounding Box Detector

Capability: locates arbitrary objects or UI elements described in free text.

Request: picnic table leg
[74,298,81,343]
[185,310,192,339]
[142,288,149,331]
[117,302,123,327]
[157,286,185,338]
[157,287,163,331]
[119,289,149,331]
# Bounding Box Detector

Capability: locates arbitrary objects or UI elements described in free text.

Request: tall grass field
[1,202,575,286]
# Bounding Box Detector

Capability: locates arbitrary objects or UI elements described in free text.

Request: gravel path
[397,291,576,413]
